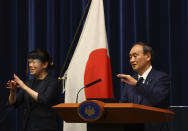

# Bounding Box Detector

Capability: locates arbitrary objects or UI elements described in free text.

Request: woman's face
[28,59,48,76]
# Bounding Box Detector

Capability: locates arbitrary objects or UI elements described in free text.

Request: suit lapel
[144,69,154,86]
[137,69,154,104]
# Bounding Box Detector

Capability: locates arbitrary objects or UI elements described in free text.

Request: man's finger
[117,74,127,77]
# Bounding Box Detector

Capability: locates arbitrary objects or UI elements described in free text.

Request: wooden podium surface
[53,102,174,123]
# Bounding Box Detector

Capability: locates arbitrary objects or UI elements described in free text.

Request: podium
[53,101,174,131]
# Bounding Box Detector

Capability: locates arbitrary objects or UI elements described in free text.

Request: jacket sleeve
[37,78,59,106]
[119,83,129,103]
[12,89,24,108]
[134,73,170,107]
[12,80,31,108]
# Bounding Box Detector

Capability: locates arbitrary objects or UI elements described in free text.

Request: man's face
[129,45,151,74]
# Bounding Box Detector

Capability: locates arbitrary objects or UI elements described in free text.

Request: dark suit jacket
[120,68,170,131]
[13,75,59,131]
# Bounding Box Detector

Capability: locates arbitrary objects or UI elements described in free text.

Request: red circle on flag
[84,48,113,98]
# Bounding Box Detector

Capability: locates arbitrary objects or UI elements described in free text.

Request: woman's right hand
[7,80,17,104]
[6,80,17,92]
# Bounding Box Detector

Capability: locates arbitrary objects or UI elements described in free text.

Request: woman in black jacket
[7,49,59,131]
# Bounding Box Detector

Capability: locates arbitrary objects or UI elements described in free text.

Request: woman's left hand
[13,74,26,89]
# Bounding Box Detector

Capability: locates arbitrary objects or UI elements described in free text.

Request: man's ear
[145,52,151,61]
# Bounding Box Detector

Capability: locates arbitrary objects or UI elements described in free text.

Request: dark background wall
[0,0,187,131]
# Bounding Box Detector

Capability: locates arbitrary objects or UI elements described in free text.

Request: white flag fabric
[63,0,113,131]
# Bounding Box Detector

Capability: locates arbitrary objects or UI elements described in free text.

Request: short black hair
[133,42,154,63]
[28,49,54,70]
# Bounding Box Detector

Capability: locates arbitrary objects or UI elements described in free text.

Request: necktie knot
[136,77,144,86]
[138,77,144,83]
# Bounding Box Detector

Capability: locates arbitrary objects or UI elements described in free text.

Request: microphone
[76,79,102,103]
[85,79,102,88]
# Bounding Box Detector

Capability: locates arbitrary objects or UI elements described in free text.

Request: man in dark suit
[117,42,170,131]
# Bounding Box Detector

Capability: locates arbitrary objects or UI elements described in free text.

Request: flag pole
[58,0,92,81]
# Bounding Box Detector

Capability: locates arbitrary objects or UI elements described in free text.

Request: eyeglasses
[28,59,41,64]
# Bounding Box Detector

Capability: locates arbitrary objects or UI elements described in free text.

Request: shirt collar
[138,65,152,82]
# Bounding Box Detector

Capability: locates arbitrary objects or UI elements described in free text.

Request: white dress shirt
[138,65,152,83]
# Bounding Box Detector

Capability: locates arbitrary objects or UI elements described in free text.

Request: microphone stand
[76,79,102,103]
[76,87,85,103]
